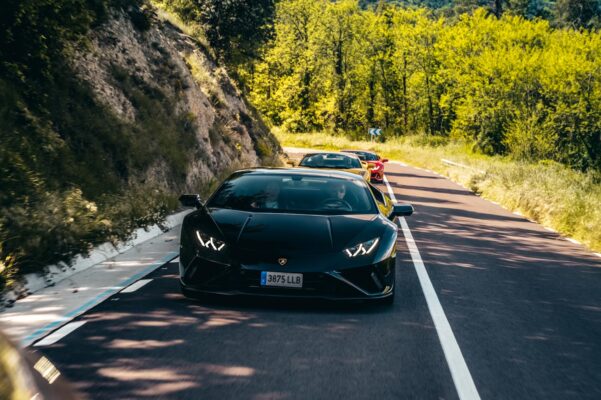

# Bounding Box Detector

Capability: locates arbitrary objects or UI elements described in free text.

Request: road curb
[1,210,190,309]
[22,251,179,347]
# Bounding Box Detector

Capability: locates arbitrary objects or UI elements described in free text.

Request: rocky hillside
[0,2,281,291]
[74,8,281,191]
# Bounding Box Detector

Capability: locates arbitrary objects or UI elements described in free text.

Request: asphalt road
[35,161,601,400]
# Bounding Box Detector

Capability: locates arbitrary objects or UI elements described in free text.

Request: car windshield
[299,153,362,169]
[344,151,378,161]
[207,173,377,214]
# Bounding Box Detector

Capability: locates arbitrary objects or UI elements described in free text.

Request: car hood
[297,166,366,177]
[190,208,390,271]
[343,168,367,176]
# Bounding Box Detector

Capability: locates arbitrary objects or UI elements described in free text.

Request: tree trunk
[367,62,376,126]
[425,73,433,134]
[403,54,408,134]
[335,39,345,129]
[494,0,503,18]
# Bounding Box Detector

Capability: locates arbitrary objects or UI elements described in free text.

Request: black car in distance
[178,168,413,304]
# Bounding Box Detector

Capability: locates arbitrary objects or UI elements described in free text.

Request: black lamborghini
[178,168,413,303]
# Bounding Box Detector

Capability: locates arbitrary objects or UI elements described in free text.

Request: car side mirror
[393,203,413,216]
[381,158,389,163]
[179,194,203,209]
[366,162,376,169]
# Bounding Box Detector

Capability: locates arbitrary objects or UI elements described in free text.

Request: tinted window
[208,174,377,215]
[343,151,378,161]
[299,154,362,169]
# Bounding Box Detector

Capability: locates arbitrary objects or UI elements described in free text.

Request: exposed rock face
[73,9,281,193]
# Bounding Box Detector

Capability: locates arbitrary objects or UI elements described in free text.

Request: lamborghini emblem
[278,257,288,266]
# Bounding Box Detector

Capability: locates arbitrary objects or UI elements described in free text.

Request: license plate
[260,271,303,288]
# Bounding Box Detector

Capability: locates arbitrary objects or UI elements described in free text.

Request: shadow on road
[387,165,601,400]
[37,252,456,400]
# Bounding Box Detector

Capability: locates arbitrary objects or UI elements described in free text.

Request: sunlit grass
[152,4,212,53]
[275,129,601,253]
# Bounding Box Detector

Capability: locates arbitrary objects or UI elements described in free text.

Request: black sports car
[178,168,413,303]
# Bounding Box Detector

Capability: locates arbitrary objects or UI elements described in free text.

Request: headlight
[195,230,226,252]
[344,238,379,257]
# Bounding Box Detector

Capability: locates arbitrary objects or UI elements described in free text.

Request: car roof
[301,151,362,160]
[341,149,377,156]
[232,167,366,182]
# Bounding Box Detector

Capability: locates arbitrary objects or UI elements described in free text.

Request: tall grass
[276,130,601,253]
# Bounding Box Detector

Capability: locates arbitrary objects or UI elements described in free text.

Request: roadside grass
[276,130,601,253]
[153,5,213,55]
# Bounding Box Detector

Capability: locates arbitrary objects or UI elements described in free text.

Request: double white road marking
[383,174,481,400]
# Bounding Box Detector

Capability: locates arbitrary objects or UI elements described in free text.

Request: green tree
[158,0,276,65]
[250,0,327,131]
[249,0,601,171]
[0,0,97,85]
[554,0,601,28]
[318,0,364,130]
[359,5,402,131]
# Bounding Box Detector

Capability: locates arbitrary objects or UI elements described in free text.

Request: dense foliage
[154,0,276,66]
[362,0,601,28]
[0,0,188,290]
[248,0,601,171]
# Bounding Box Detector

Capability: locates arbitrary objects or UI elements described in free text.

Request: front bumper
[370,170,384,181]
[180,256,395,301]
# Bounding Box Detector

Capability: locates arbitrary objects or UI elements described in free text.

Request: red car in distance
[341,150,388,182]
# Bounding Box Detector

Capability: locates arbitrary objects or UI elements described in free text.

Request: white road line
[383,174,398,202]
[566,238,581,245]
[383,174,481,400]
[120,279,153,293]
[595,253,601,259]
[34,321,87,347]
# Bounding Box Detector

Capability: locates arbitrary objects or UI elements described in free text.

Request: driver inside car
[332,181,347,200]
[320,181,354,211]
[251,181,281,209]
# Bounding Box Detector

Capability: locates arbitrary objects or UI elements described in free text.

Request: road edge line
[23,252,178,347]
[383,174,481,400]
[121,279,153,293]
[2,210,190,308]
[33,321,87,347]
